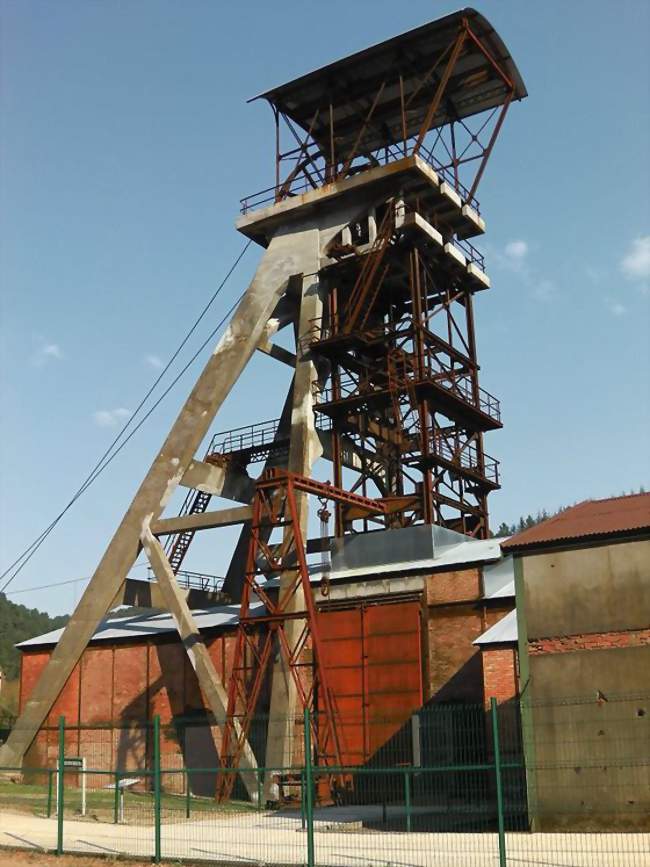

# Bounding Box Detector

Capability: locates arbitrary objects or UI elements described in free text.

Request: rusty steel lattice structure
[217,470,389,799]
[1,9,527,803]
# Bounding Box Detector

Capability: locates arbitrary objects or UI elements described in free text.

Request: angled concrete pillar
[263,228,325,795]
[0,224,326,768]
[141,527,259,800]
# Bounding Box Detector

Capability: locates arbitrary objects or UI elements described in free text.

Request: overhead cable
[0,241,252,592]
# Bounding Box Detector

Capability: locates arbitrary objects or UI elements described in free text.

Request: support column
[141,527,259,800]
[0,225,322,768]
[264,227,323,795]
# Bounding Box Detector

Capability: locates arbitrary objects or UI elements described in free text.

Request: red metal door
[318,600,422,765]
[363,601,423,756]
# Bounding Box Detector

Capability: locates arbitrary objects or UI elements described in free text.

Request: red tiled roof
[501,492,650,551]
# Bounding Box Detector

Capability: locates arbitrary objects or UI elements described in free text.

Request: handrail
[240,147,481,216]
[208,415,332,458]
[317,364,501,424]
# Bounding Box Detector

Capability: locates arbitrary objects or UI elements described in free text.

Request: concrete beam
[151,506,253,536]
[141,527,259,801]
[180,459,256,504]
[0,224,326,768]
[256,339,296,368]
[265,230,323,797]
[180,460,227,495]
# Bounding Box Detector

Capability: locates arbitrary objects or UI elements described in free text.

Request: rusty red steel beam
[413,28,467,155]
[258,467,388,514]
[337,80,387,180]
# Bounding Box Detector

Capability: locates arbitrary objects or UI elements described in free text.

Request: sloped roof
[16,602,266,650]
[18,532,504,651]
[473,608,517,646]
[253,9,527,157]
[501,493,650,553]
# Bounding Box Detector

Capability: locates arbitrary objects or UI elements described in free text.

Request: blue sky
[1,0,649,616]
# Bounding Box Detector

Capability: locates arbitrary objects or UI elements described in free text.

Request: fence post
[47,769,53,818]
[257,768,263,813]
[153,714,162,863]
[185,768,191,819]
[56,715,65,856]
[303,708,315,867]
[404,768,412,832]
[490,697,506,867]
[113,772,121,823]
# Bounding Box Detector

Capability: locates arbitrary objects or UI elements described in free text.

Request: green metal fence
[0,693,648,865]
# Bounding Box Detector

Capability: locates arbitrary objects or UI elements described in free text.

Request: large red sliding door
[318,600,423,765]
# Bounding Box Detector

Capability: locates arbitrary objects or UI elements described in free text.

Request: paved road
[1,809,649,865]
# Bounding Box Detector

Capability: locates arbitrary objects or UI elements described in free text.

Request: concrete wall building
[502,492,650,829]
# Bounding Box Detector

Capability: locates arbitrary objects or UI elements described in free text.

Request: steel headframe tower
[2,8,526,798]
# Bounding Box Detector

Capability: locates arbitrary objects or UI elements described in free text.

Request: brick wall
[529,627,650,655]
[424,568,514,704]
[481,645,518,707]
[20,629,239,781]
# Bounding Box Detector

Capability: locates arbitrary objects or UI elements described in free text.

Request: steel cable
[0,241,252,592]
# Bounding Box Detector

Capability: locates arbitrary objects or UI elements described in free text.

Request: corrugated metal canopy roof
[252,8,527,157]
[502,493,650,552]
[18,534,504,650]
[473,608,517,646]
[17,602,267,649]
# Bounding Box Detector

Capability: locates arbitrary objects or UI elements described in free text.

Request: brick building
[18,524,516,778]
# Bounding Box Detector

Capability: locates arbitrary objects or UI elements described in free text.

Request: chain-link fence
[0,693,648,865]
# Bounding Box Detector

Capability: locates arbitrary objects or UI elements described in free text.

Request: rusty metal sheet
[319,608,365,765]
[318,601,422,764]
[502,493,650,551]
[364,602,422,756]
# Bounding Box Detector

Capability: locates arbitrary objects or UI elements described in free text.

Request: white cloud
[144,353,164,370]
[532,279,557,302]
[493,239,561,302]
[607,300,627,317]
[32,341,63,366]
[504,240,528,262]
[492,239,530,276]
[93,407,131,428]
[621,236,650,281]
[42,343,63,359]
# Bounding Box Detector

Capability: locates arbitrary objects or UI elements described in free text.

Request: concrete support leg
[141,527,259,801]
[264,229,324,797]
[0,225,320,768]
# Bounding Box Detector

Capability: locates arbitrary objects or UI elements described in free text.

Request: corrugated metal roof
[17,602,266,650]
[501,493,650,552]
[473,609,518,646]
[482,554,515,598]
[253,9,527,157]
[484,579,514,600]
[19,533,504,650]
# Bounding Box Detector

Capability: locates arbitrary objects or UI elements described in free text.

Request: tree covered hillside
[0,593,68,680]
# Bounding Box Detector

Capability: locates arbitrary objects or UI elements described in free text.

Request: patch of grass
[0,779,256,825]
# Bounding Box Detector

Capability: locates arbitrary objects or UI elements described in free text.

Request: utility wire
[3,558,153,596]
[0,289,245,594]
[0,242,252,592]
[5,577,91,595]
